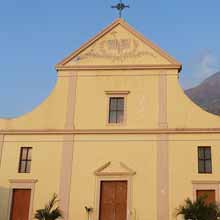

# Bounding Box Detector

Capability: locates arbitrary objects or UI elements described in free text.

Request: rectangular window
[198,147,212,174]
[108,97,124,124]
[18,147,32,173]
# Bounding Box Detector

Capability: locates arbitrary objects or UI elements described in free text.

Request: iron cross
[111,0,130,18]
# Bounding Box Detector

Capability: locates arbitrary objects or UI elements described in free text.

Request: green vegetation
[176,197,220,220]
[34,194,63,220]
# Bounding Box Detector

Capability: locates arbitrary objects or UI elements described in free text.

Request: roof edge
[56,18,182,69]
[56,18,123,67]
[56,64,182,72]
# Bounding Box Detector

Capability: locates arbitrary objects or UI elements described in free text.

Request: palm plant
[35,193,63,220]
[176,196,220,220]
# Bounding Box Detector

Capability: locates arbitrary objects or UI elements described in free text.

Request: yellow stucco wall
[74,70,159,129]
[0,76,70,130]
[69,134,157,220]
[167,75,220,128]
[0,18,220,220]
[0,135,63,219]
[169,134,220,219]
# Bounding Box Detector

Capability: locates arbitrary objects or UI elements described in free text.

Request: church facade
[1,19,220,220]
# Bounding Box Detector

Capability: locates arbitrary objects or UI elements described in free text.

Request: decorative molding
[2,128,220,135]
[0,134,4,167]
[9,179,38,184]
[192,180,220,184]
[59,74,77,220]
[94,161,136,176]
[95,172,134,177]
[120,162,136,176]
[157,73,169,220]
[94,161,111,174]
[55,19,181,71]
[105,90,130,95]
[59,136,74,220]
[158,74,168,128]
[56,64,181,71]
[65,75,77,129]
[157,134,169,220]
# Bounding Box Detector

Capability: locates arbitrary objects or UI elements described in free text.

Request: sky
[0,0,220,118]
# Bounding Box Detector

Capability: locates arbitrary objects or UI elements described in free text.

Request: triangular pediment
[56,19,181,69]
[94,161,136,176]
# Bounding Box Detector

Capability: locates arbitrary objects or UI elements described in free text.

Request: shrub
[176,196,220,220]
[34,193,63,220]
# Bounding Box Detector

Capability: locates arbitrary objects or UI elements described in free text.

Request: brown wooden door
[196,190,216,204]
[99,181,127,220]
[10,189,31,220]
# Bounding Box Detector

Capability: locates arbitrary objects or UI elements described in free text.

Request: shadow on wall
[0,186,10,220]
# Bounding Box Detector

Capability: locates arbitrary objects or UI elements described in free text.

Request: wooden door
[196,190,216,204]
[99,181,127,220]
[10,189,31,220]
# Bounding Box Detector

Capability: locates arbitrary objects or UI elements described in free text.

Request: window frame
[198,146,212,174]
[18,147,32,173]
[108,97,124,124]
[105,91,129,126]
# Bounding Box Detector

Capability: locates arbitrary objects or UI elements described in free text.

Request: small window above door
[105,91,129,125]
[109,97,124,124]
[198,146,212,174]
[18,147,32,173]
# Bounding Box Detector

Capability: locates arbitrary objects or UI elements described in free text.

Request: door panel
[99,181,127,220]
[10,189,31,220]
[196,190,215,204]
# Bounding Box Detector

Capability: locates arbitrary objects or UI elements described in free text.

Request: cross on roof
[111,0,130,18]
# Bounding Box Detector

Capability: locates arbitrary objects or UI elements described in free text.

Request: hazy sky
[0,0,220,117]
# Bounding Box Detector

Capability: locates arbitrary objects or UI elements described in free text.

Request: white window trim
[105,91,130,126]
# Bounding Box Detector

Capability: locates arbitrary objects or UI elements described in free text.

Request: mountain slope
[185,72,220,115]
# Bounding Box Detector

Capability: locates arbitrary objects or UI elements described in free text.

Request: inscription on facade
[76,31,157,63]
